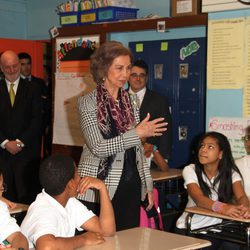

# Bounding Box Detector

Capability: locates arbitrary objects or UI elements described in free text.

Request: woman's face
[198,136,223,167]
[105,55,131,92]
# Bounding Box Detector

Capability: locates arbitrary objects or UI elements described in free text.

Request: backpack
[140,187,163,230]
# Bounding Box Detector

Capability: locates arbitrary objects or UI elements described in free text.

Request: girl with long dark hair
[176,132,250,249]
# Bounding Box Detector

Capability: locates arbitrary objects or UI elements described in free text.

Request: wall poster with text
[208,117,250,159]
[53,35,100,146]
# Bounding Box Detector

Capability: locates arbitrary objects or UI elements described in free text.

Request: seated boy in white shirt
[21,154,115,250]
[0,167,28,250]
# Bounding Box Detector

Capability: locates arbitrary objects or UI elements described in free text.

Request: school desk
[9,203,29,214]
[150,168,184,200]
[10,203,29,225]
[185,206,250,247]
[76,227,211,250]
[150,168,183,182]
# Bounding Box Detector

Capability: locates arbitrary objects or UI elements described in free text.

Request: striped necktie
[9,83,15,106]
[130,93,140,108]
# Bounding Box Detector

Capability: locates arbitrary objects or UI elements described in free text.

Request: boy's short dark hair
[132,59,148,75]
[39,155,75,196]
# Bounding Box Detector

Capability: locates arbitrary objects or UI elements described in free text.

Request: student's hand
[0,244,11,249]
[135,113,168,139]
[81,231,105,246]
[221,204,245,218]
[144,143,153,158]
[0,241,11,248]
[5,141,22,155]
[237,204,250,218]
[141,137,147,144]
[0,197,16,209]
[77,176,105,195]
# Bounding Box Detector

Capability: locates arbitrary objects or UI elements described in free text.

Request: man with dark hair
[21,155,115,250]
[18,52,51,157]
[128,59,172,171]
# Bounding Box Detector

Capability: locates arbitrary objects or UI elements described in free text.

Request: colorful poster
[56,35,99,73]
[53,35,99,146]
[208,117,250,159]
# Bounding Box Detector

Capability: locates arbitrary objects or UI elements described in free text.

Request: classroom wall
[1,0,250,128]
[0,0,27,39]
[207,9,250,127]
[0,38,44,78]
[0,0,171,40]
[26,0,63,40]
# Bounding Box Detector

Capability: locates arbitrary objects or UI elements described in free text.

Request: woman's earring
[102,77,106,82]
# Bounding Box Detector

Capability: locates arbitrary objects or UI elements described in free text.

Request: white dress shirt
[128,87,146,108]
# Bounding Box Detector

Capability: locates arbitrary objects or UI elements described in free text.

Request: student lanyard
[204,172,219,196]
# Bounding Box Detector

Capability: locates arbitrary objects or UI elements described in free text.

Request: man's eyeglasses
[130,73,146,79]
[242,135,250,142]
[0,183,7,193]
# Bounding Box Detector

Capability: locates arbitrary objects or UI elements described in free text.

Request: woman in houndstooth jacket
[77,41,167,231]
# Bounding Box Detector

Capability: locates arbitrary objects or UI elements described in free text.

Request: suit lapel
[0,79,13,108]
[14,78,27,106]
[140,89,152,119]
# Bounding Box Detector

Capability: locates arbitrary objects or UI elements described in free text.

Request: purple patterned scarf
[96,83,135,179]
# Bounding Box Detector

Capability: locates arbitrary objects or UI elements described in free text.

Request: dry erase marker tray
[59,6,139,26]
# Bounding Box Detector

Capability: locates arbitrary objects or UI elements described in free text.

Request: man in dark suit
[18,52,51,157]
[128,59,172,170]
[0,50,42,204]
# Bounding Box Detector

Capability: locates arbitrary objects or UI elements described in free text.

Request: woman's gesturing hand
[135,113,168,138]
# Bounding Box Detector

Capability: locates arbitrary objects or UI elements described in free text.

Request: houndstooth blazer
[77,89,153,203]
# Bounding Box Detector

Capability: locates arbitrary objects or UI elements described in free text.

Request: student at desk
[143,140,168,172]
[0,167,28,250]
[21,155,115,250]
[176,131,250,250]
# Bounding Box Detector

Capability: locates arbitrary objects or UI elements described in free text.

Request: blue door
[129,38,206,168]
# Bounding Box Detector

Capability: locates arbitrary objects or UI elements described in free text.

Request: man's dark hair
[39,155,75,196]
[18,52,32,62]
[132,59,148,75]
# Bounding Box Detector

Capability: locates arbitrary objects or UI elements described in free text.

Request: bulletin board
[207,16,250,117]
[52,35,100,148]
